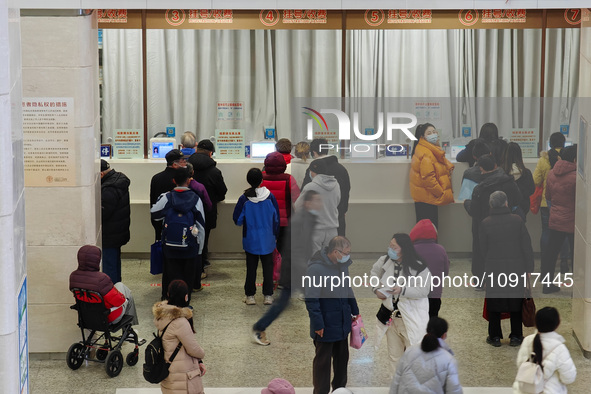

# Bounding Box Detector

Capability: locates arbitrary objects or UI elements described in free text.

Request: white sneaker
[263,295,273,305]
[253,330,270,346]
[244,296,256,305]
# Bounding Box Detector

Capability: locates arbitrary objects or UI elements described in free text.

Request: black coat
[101,170,131,248]
[302,155,350,218]
[456,138,508,167]
[187,153,228,229]
[479,207,534,312]
[149,166,177,240]
[464,168,522,276]
[514,168,535,215]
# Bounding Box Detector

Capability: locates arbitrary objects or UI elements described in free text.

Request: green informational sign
[215,129,245,159]
[113,129,144,159]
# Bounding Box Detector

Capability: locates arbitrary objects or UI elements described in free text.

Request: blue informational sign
[462,126,472,138]
[98,29,103,48]
[560,125,569,136]
[385,144,407,156]
[364,128,374,135]
[264,127,275,140]
[100,144,111,158]
[18,278,28,394]
[166,125,175,138]
[245,145,251,158]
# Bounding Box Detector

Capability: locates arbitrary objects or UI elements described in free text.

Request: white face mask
[425,133,438,144]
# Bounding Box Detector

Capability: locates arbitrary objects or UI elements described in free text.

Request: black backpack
[143,321,182,384]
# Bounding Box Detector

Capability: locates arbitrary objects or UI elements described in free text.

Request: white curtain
[101,27,580,146]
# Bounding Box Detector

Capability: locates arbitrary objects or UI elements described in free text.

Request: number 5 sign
[364,10,384,27]
[260,10,279,26]
[166,9,185,26]
[459,10,479,26]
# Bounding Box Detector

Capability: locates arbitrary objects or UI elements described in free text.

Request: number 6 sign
[459,9,479,26]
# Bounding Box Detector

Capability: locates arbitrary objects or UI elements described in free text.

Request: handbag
[522,279,536,328]
[529,185,544,215]
[350,315,368,349]
[150,240,163,275]
[272,248,282,282]
[482,299,510,321]
[515,352,545,393]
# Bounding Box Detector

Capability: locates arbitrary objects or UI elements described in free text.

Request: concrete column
[0,0,27,391]
[21,11,100,353]
[573,8,591,359]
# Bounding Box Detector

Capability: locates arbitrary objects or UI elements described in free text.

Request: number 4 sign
[260,10,279,26]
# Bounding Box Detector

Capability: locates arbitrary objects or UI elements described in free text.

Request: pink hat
[261,378,296,394]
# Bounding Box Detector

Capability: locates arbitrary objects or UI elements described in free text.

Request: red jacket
[69,245,126,323]
[262,152,300,226]
[546,160,576,233]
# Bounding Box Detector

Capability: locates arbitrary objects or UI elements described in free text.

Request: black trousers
[488,310,523,339]
[166,256,197,302]
[541,230,575,281]
[313,339,349,394]
[429,298,442,318]
[338,212,346,236]
[415,202,438,229]
[244,252,274,296]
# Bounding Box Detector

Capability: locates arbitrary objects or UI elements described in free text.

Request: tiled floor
[30,256,591,393]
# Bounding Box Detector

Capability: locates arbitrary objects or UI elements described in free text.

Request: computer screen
[350,142,376,158]
[546,140,573,150]
[251,141,276,158]
[151,139,175,159]
[451,145,466,159]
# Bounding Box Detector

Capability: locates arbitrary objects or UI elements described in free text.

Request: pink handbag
[350,315,368,349]
[272,248,282,282]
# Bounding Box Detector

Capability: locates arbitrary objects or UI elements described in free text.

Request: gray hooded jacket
[295,174,340,231]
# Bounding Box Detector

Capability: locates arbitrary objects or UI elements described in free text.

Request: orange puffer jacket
[409,138,454,206]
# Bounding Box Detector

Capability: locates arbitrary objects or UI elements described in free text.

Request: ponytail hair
[532,307,561,368]
[244,168,263,198]
[421,317,448,352]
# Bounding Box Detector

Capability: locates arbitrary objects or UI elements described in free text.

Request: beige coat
[153,301,205,394]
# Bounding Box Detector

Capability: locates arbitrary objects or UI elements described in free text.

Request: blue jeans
[253,287,291,332]
[102,247,121,284]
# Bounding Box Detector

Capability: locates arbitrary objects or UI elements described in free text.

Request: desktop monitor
[350,141,377,159]
[546,140,573,150]
[250,141,276,158]
[150,138,176,159]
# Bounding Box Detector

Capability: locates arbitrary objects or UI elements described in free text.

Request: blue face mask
[388,248,399,261]
[425,133,438,144]
[338,254,351,264]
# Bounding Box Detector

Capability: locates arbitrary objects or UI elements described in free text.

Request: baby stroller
[67,288,144,377]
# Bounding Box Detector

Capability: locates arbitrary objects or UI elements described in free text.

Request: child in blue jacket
[233,168,280,306]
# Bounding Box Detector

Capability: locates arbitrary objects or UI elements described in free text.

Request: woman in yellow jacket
[409,123,454,228]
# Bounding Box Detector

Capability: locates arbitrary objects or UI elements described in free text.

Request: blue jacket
[304,249,360,343]
[232,187,280,255]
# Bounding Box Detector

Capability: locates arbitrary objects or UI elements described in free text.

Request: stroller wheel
[96,347,109,361]
[126,350,139,366]
[105,350,123,377]
[66,343,85,370]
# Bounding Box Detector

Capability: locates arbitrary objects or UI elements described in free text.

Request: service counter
[112,157,542,255]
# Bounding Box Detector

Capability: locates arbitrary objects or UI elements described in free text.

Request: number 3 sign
[166,9,186,26]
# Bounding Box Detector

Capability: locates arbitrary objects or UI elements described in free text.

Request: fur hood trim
[152,300,193,322]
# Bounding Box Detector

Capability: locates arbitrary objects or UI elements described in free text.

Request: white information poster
[510,128,538,158]
[215,129,245,158]
[415,101,441,120]
[113,129,144,159]
[217,101,244,121]
[22,97,76,186]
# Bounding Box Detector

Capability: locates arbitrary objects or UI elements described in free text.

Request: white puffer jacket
[513,331,576,394]
[390,339,463,394]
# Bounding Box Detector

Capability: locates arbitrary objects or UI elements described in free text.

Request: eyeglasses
[335,249,351,257]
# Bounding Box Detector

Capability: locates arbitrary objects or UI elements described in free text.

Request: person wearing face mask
[304,236,359,394]
[409,124,454,229]
[370,233,431,376]
[251,190,321,346]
